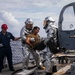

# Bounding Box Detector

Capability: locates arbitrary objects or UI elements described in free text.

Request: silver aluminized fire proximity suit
[20,18,42,70]
[43,16,58,74]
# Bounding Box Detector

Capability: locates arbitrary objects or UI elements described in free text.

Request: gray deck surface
[0,63,71,75]
[0,52,75,75]
[0,63,22,75]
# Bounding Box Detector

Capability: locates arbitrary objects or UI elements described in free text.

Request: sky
[0,0,75,37]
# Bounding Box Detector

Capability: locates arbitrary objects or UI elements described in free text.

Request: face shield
[25,18,34,30]
[26,24,33,30]
[43,20,48,29]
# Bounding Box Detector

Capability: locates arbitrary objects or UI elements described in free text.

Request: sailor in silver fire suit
[43,16,58,75]
[20,18,44,70]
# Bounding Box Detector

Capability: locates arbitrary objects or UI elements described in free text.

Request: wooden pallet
[55,53,75,57]
[53,64,71,75]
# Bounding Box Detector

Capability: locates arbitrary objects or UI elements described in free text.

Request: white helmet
[25,18,34,25]
[43,16,55,29]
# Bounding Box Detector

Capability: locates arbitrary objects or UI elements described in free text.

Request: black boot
[10,68,15,71]
[46,73,52,75]
[30,73,34,75]
[0,70,2,73]
[52,65,57,73]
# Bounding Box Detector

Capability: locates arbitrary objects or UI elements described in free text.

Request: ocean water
[10,40,23,64]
